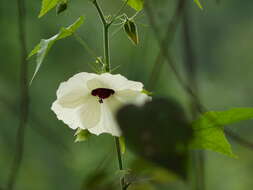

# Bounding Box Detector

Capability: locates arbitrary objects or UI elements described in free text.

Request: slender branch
[103,26,110,72]
[193,151,205,190]
[93,0,107,25]
[145,0,196,100]
[182,9,198,111]
[147,0,186,90]
[108,0,129,27]
[92,0,110,72]
[225,129,253,150]
[182,4,205,190]
[7,0,29,189]
[74,33,98,58]
[145,0,207,114]
[115,137,123,170]
[147,51,163,90]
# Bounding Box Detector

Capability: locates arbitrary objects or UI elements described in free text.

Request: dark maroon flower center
[91,88,115,103]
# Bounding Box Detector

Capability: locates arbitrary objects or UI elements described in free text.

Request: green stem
[115,137,127,190]
[93,0,110,72]
[104,25,110,72]
[115,137,123,170]
[92,1,127,189]
[93,0,106,25]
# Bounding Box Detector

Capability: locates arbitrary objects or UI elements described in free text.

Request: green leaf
[28,16,84,84]
[124,19,139,45]
[39,0,61,18]
[74,128,91,142]
[190,108,253,157]
[125,0,144,11]
[27,44,41,59]
[194,0,203,10]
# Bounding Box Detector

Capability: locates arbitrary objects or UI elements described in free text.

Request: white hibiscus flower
[51,72,151,136]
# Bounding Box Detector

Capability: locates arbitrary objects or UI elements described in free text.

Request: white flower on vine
[51,72,151,136]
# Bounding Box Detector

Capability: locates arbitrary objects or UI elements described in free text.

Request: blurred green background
[1,0,253,189]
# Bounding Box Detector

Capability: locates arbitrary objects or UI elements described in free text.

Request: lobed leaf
[190,108,253,157]
[28,16,84,84]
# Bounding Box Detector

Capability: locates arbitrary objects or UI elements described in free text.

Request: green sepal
[74,128,91,142]
[141,89,153,96]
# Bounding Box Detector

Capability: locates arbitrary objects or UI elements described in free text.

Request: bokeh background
[1,0,253,189]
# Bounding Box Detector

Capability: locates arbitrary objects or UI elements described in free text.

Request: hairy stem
[115,137,123,170]
[115,137,127,190]
[93,0,110,72]
[104,26,110,72]
[93,1,127,189]
[182,4,205,190]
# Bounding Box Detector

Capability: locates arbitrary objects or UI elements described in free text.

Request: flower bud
[124,19,139,45]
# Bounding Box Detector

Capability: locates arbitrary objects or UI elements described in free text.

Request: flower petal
[88,97,122,136]
[78,97,101,129]
[86,77,107,90]
[87,73,143,91]
[115,90,151,106]
[57,72,97,99]
[51,101,81,130]
[58,89,89,108]
[51,72,151,136]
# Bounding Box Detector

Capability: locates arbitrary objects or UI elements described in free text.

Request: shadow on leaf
[117,98,193,179]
